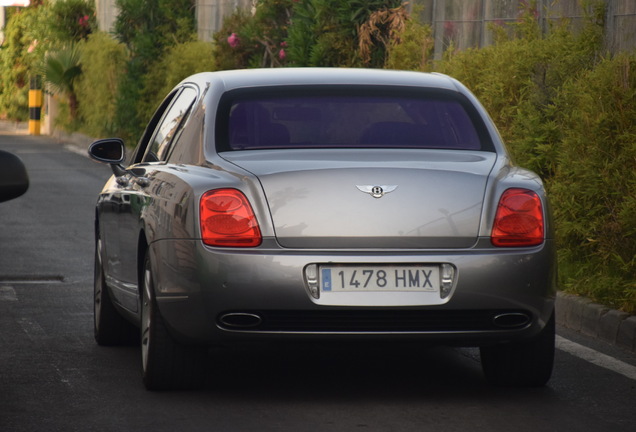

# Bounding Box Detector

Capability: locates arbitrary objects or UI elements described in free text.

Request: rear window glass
[215,86,493,152]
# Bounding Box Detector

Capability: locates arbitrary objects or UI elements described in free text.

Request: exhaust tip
[219,312,262,329]
[493,312,531,329]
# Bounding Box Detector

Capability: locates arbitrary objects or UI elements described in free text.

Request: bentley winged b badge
[356,185,398,199]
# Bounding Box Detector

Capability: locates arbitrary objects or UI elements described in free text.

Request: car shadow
[202,341,507,401]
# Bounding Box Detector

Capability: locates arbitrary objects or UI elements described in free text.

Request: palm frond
[40,46,82,95]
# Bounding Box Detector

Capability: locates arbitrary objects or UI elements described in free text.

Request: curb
[0,120,94,150]
[0,120,28,134]
[557,291,636,353]
[50,129,95,151]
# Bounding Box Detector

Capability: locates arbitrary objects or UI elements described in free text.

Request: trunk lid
[220,149,497,249]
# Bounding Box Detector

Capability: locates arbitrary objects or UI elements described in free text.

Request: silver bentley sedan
[89,68,556,390]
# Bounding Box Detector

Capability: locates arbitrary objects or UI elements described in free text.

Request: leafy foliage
[139,40,216,123]
[384,9,433,71]
[287,0,356,66]
[0,6,49,120]
[437,4,604,178]
[435,3,634,312]
[47,0,97,44]
[287,0,402,67]
[113,0,196,141]
[40,45,82,121]
[552,55,636,312]
[358,4,408,67]
[75,32,129,138]
[213,0,293,70]
[40,47,81,95]
[114,0,195,61]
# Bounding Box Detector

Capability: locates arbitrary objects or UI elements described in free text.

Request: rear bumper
[149,238,556,346]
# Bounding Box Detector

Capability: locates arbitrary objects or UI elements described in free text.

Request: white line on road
[63,144,89,157]
[556,335,636,381]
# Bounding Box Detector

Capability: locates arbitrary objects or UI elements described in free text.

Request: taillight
[200,189,262,247]
[491,188,544,247]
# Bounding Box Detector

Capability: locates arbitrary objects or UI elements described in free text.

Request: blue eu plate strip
[321,268,332,291]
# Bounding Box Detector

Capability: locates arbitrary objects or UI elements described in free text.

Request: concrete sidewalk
[0,119,95,150]
[0,119,28,134]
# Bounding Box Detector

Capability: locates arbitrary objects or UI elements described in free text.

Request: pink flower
[278,49,286,61]
[280,41,288,48]
[78,15,90,28]
[227,33,240,48]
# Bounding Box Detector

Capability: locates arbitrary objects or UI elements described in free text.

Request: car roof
[181,68,462,93]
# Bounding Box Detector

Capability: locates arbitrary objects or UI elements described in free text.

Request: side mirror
[88,138,126,164]
[88,138,127,176]
[0,150,29,203]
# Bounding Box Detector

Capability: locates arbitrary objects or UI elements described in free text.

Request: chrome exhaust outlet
[492,312,531,328]
[219,312,263,329]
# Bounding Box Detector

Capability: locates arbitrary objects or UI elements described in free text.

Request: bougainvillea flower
[78,15,90,28]
[227,33,240,48]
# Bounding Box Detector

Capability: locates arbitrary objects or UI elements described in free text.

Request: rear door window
[142,86,198,163]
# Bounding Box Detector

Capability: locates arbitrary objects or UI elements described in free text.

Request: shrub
[436,5,604,178]
[113,0,196,141]
[552,55,636,312]
[47,0,97,44]
[287,0,360,66]
[435,4,635,312]
[139,40,216,123]
[0,1,96,122]
[40,45,82,125]
[384,8,433,71]
[76,32,128,138]
[212,8,255,71]
[287,0,403,67]
[213,0,293,70]
[0,6,48,120]
[214,0,421,70]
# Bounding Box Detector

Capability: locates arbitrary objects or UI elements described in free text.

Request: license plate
[320,265,440,293]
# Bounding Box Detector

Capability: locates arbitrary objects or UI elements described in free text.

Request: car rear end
[155,69,555,343]
[153,69,556,386]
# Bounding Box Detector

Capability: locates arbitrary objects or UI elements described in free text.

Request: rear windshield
[215,86,494,152]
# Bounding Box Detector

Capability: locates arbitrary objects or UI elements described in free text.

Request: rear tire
[94,237,138,346]
[480,312,555,387]
[140,254,207,390]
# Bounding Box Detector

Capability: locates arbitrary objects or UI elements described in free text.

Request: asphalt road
[1,131,635,432]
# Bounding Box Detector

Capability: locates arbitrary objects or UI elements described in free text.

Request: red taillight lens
[491,188,544,247]
[200,189,262,247]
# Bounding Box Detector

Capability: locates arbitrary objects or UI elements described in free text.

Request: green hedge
[76,32,128,138]
[112,0,196,142]
[552,55,636,312]
[0,6,48,120]
[433,9,634,312]
[138,41,217,125]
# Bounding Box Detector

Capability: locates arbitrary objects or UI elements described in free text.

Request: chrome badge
[356,185,398,199]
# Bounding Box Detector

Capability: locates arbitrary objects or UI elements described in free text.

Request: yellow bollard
[28,76,42,136]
